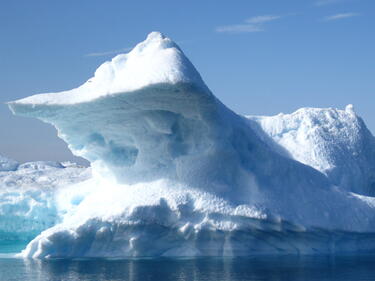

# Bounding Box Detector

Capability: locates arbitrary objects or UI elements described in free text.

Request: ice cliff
[7,32,375,258]
[0,157,90,244]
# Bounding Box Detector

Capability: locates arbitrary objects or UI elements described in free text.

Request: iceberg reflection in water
[1,256,375,281]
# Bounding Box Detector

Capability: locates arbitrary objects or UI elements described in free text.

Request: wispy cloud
[246,15,282,24]
[85,47,132,57]
[216,15,282,34]
[322,12,360,21]
[216,24,264,33]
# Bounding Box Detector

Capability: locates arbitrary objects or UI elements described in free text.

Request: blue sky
[0,0,374,164]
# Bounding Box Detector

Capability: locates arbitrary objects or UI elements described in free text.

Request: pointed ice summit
[13,32,206,105]
[9,31,217,186]
[7,32,375,258]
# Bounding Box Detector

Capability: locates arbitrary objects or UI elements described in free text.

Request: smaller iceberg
[0,155,19,172]
[0,156,90,244]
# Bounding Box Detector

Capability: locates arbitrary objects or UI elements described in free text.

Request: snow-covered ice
[6,32,375,258]
[247,105,375,196]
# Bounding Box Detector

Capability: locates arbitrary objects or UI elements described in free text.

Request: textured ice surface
[247,105,375,196]
[8,32,375,258]
[0,157,90,242]
[0,155,19,172]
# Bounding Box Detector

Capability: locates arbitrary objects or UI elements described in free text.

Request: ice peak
[9,32,206,105]
[129,31,177,55]
[345,104,355,115]
[145,31,166,42]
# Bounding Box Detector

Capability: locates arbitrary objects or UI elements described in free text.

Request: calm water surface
[1,255,375,281]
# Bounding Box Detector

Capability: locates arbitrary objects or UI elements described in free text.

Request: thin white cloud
[215,24,263,33]
[85,47,132,57]
[216,15,282,34]
[246,15,282,24]
[322,12,360,21]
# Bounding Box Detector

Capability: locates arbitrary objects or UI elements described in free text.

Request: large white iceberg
[7,32,375,258]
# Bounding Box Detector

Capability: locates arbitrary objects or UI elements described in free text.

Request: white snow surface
[7,32,375,258]
[247,105,375,196]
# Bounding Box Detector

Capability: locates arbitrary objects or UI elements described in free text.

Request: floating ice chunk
[0,155,19,171]
[0,157,90,242]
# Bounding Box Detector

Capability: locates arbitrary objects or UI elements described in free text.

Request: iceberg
[0,157,90,244]
[7,32,375,258]
[0,155,19,172]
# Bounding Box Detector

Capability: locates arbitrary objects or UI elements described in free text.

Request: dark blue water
[1,256,375,281]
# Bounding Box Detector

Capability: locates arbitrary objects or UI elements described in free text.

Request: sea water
[1,256,375,281]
